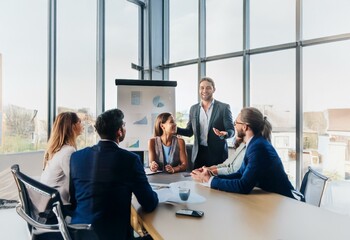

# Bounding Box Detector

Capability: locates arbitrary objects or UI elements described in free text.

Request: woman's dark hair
[240,107,272,142]
[94,109,124,140]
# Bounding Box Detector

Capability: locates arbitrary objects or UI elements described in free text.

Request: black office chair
[292,166,328,207]
[10,164,97,240]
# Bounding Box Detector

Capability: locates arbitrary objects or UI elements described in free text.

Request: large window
[56,0,97,148]
[169,64,197,144]
[206,0,242,56]
[169,0,198,62]
[303,40,350,215]
[304,41,350,181]
[206,58,243,118]
[250,49,296,185]
[303,0,350,39]
[105,0,139,110]
[250,0,295,48]
[0,0,47,153]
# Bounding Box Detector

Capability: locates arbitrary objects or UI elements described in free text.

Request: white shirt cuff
[200,176,214,187]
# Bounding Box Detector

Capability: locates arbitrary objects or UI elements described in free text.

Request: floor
[0,208,28,239]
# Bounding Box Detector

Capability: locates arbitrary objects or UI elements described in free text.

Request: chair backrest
[11,164,72,240]
[300,166,328,207]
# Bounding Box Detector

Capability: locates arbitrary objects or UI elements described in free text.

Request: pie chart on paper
[152,96,165,108]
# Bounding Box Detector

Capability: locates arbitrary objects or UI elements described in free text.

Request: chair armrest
[291,190,305,201]
[16,204,60,231]
[68,224,93,231]
[67,223,99,240]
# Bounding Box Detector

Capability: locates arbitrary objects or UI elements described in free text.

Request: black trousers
[194,145,211,169]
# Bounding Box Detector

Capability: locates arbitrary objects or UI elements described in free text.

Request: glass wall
[206,58,243,119]
[169,0,198,62]
[56,0,97,148]
[169,65,197,144]
[303,40,350,215]
[303,0,350,39]
[105,0,139,110]
[0,0,141,155]
[0,0,48,153]
[250,50,296,185]
[303,41,350,180]
[206,0,242,55]
[250,0,295,48]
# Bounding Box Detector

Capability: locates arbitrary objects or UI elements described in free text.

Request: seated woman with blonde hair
[148,112,188,173]
[40,112,83,213]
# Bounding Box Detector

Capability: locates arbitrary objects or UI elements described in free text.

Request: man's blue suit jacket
[211,135,295,199]
[177,100,235,168]
[70,141,158,240]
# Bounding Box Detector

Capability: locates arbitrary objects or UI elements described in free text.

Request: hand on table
[150,161,159,172]
[191,167,210,183]
[165,165,175,174]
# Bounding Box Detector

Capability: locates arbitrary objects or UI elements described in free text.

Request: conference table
[132,172,350,240]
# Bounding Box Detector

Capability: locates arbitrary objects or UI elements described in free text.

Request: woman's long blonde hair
[43,112,79,169]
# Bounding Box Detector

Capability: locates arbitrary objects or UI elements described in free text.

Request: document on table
[154,181,206,204]
[144,167,163,175]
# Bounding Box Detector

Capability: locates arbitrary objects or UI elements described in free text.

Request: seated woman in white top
[204,138,246,176]
[148,112,188,174]
[40,112,83,213]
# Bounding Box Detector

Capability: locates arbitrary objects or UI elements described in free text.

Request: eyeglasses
[234,121,245,126]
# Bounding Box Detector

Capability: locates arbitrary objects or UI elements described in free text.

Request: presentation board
[115,79,177,151]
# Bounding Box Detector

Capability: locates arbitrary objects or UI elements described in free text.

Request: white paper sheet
[144,167,163,175]
[154,181,206,204]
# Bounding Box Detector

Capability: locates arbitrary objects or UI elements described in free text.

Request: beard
[236,128,246,139]
[200,93,213,102]
[118,131,126,143]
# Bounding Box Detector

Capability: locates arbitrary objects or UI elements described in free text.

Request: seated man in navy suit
[69,109,158,240]
[191,107,295,199]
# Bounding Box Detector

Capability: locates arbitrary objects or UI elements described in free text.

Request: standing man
[177,77,235,169]
[69,109,158,240]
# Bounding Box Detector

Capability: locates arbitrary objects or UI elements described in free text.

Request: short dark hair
[94,109,124,140]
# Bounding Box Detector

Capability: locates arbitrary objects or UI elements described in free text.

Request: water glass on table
[178,184,191,201]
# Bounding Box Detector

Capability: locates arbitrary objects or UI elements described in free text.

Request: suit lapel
[208,101,219,129]
[246,136,258,153]
[194,104,201,135]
